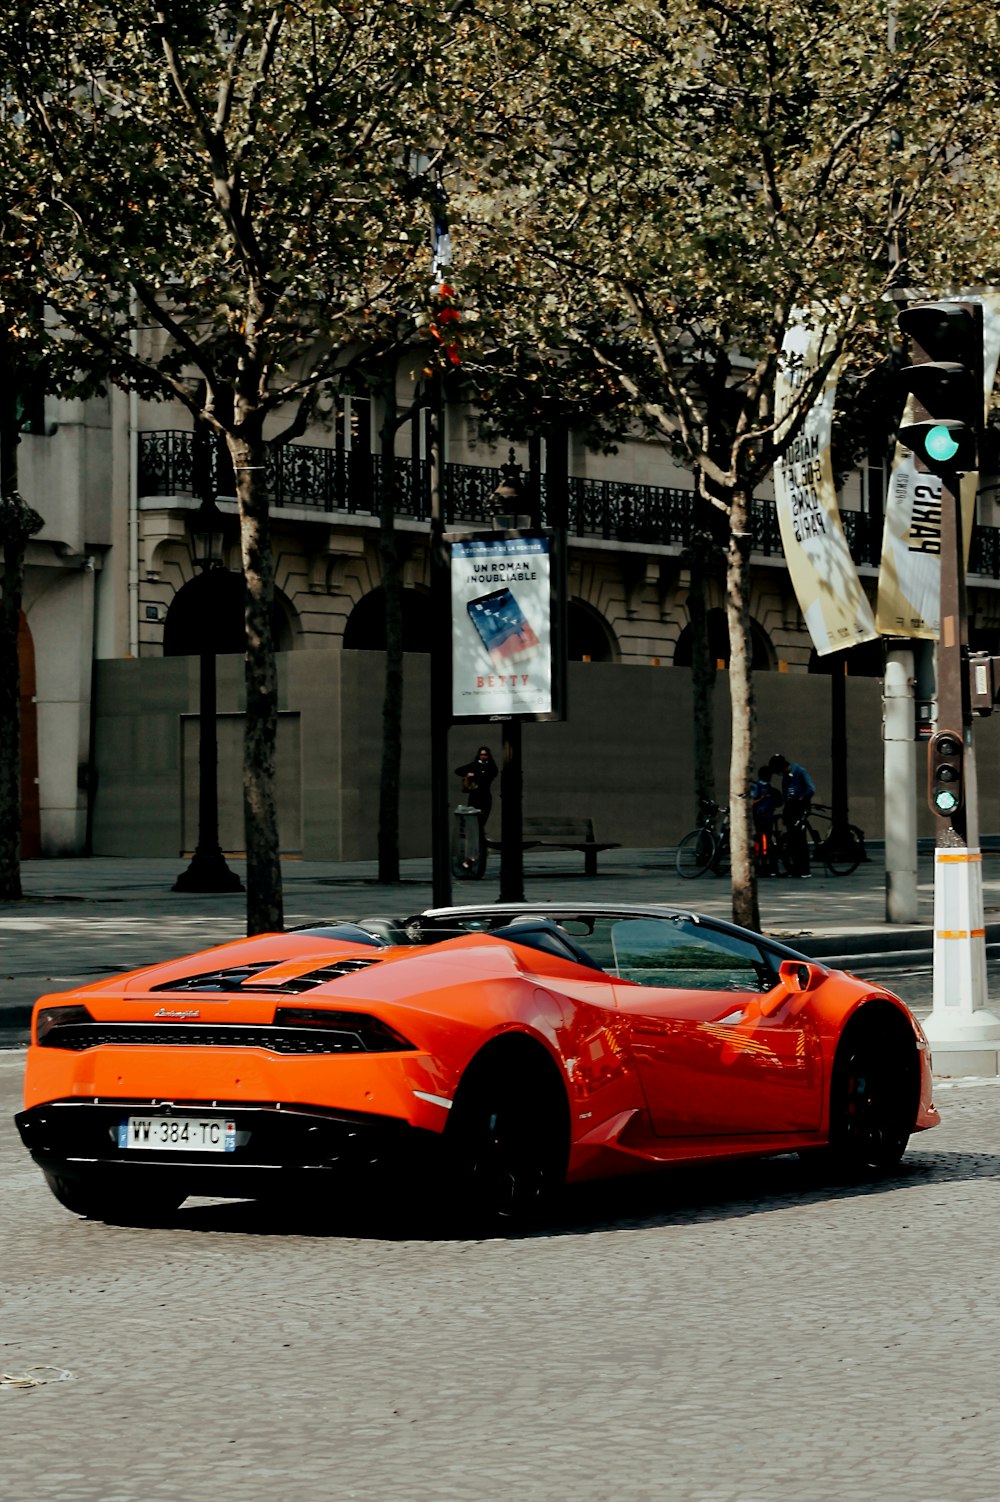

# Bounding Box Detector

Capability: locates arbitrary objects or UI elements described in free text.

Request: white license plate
[118,1116,237,1153]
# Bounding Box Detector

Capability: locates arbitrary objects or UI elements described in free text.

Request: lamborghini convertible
[15,903,939,1228]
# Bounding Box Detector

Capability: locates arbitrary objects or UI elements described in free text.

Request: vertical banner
[450,533,561,720]
[876,292,1000,638]
[773,317,879,655]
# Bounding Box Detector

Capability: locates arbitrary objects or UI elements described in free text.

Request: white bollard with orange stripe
[925,847,1000,1042]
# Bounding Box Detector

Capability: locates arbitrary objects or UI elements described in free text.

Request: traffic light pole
[924,475,1000,1044]
[893,298,1000,1049]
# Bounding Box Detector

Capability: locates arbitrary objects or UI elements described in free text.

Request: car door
[609,917,823,1137]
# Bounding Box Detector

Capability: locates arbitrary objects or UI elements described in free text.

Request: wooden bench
[488,816,620,878]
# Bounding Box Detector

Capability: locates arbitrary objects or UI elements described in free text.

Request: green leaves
[0,0,492,421]
[453,0,1000,491]
[3,0,999,467]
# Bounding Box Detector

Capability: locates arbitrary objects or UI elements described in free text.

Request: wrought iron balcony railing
[138,429,1000,578]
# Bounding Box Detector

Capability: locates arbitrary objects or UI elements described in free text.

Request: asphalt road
[3,1053,1000,1501]
[4,850,1000,1497]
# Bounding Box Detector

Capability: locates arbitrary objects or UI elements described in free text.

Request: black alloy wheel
[826,1025,913,1174]
[444,1054,568,1234]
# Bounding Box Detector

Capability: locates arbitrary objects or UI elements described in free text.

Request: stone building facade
[15,378,1000,859]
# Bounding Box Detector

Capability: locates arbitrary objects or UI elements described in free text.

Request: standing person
[751,764,783,876]
[769,753,816,877]
[453,746,499,830]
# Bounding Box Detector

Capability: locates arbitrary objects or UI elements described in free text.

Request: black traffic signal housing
[927,728,964,817]
[896,301,983,476]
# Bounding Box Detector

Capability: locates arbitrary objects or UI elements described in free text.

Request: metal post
[173,450,243,894]
[428,382,452,908]
[499,718,525,902]
[173,596,244,892]
[830,657,849,842]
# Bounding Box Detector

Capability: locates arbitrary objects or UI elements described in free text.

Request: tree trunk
[687,527,717,817]
[229,420,283,935]
[377,376,404,884]
[725,487,759,932]
[0,354,43,902]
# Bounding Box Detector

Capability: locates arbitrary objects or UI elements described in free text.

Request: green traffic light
[933,787,960,815]
[925,425,960,463]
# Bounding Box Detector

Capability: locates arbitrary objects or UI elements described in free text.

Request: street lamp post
[489,449,534,530]
[489,453,531,904]
[173,445,244,894]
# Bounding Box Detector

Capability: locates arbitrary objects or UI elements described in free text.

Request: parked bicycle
[675,799,731,878]
[767,801,867,878]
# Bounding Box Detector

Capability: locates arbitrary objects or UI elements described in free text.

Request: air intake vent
[256,959,382,994]
[151,957,382,995]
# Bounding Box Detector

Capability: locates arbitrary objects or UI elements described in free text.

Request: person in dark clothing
[453,746,499,828]
[751,764,783,875]
[769,753,816,877]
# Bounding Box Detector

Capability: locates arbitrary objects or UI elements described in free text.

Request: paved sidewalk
[3,843,1000,1049]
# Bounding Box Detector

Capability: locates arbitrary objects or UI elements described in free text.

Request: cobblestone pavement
[3,1049,1000,1502]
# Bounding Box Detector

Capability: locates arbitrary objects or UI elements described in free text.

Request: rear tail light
[272,1007,416,1052]
[36,1005,94,1046]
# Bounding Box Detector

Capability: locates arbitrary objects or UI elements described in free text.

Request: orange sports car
[15,902,939,1229]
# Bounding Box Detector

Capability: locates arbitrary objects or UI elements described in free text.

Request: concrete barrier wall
[91,652,1000,858]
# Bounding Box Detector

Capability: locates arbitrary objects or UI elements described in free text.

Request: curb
[790,919,1000,970]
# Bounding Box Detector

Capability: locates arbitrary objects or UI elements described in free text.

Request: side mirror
[757,959,827,1018]
[777,958,826,992]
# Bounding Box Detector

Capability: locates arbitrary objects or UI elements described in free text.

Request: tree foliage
[0,0,487,929]
[5,0,1000,924]
[453,0,1000,926]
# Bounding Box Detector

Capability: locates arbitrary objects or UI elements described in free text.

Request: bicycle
[771,801,867,878]
[675,799,731,878]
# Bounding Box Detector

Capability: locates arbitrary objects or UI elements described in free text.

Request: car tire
[825,1015,916,1175]
[442,1049,568,1235]
[43,1170,188,1225]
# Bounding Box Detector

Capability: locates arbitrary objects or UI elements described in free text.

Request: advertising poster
[773,315,879,655]
[876,291,1000,639]
[875,460,977,639]
[451,534,555,719]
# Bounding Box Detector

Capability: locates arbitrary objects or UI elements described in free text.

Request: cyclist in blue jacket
[769,753,816,877]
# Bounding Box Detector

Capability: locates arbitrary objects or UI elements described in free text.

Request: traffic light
[896,301,983,476]
[928,728,964,817]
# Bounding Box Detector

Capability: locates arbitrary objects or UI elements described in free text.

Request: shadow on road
[147,1145,996,1244]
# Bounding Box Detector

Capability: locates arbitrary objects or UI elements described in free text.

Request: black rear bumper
[15,1097,430,1199]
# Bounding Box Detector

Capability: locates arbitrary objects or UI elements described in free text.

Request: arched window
[674,609,773,671]
[567,601,618,662]
[343,587,433,651]
[163,572,296,655]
